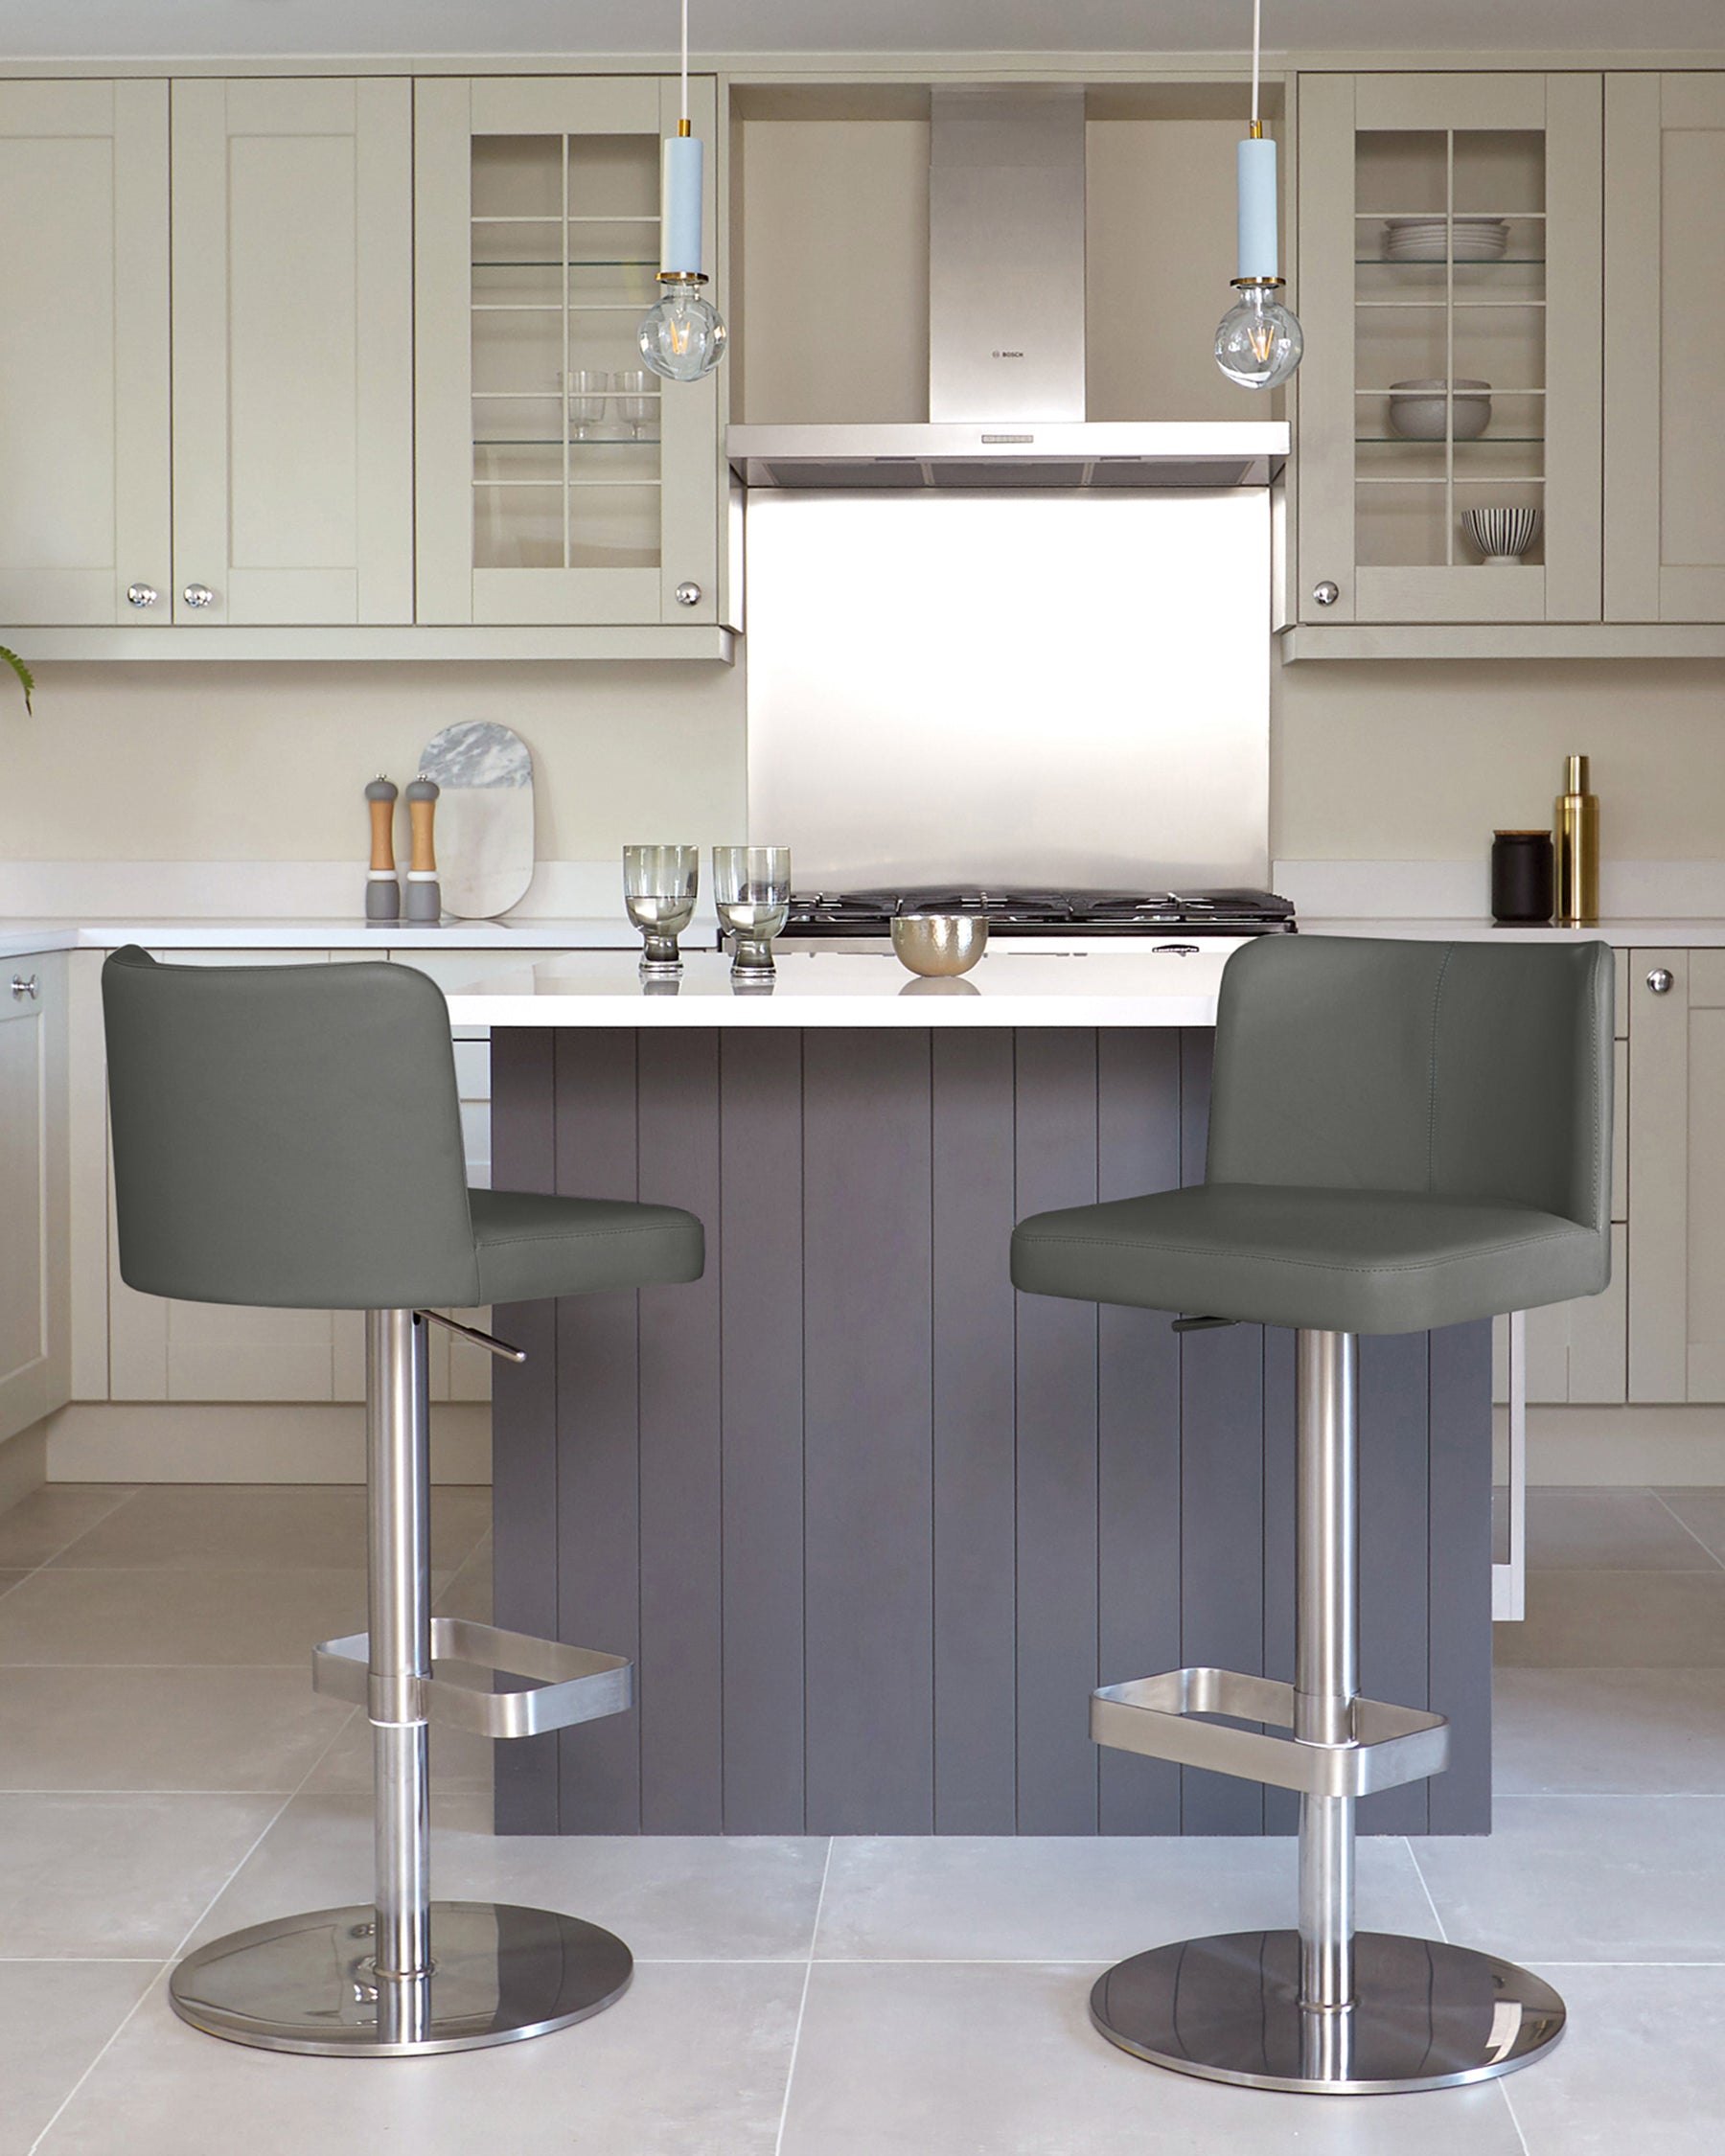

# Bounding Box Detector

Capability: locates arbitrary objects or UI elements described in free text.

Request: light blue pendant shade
[660,133,704,275]
[1235,135,1280,280]
[638,128,726,380]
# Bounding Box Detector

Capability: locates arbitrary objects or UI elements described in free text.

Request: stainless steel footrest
[313,1618,632,1739]
[1092,1667,1449,1798]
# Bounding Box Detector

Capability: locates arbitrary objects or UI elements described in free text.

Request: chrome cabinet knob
[10,975,38,1001]
[674,581,702,608]
[126,583,158,608]
[1312,580,1340,608]
[1647,968,1674,996]
[182,584,216,609]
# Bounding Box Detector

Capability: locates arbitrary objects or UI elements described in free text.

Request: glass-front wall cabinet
[1297,75,1602,627]
[415,77,720,626]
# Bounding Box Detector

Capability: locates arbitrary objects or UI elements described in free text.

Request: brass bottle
[1554,754,1599,927]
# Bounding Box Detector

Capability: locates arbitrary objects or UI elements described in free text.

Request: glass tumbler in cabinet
[415,76,720,628]
[1296,73,1602,629]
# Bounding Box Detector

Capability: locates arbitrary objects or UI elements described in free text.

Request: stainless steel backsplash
[744,488,1273,889]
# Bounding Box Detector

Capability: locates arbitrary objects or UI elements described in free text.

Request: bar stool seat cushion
[1010,1181,1602,1336]
[468,1189,703,1303]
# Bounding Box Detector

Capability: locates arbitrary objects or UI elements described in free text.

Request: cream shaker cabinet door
[415,75,720,627]
[0,81,171,627]
[170,78,413,626]
[0,956,70,1445]
[1297,72,1602,627]
[1627,950,1725,1402]
[1605,75,1725,623]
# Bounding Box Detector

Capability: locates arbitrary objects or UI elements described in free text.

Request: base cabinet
[0,955,71,1445]
[1627,948,1725,1401]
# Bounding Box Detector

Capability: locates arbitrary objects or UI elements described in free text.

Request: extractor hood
[727,87,1288,491]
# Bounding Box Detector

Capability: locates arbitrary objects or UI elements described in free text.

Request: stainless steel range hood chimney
[728,87,1287,490]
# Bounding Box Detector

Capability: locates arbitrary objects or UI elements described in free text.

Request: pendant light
[1214,0,1303,390]
[637,0,727,381]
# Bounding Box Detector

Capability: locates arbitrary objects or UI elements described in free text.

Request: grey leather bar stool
[103,948,703,2057]
[1012,934,1613,2096]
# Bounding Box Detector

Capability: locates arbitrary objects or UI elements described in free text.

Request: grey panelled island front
[458,952,1491,1840]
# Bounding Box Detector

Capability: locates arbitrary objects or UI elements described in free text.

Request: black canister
[1491,830,1554,926]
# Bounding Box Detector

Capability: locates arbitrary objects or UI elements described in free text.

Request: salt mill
[364,776,400,924]
[405,774,442,925]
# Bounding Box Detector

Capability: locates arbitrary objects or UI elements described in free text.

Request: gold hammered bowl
[890,913,989,977]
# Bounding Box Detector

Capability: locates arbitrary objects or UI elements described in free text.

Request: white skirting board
[40,1402,491,1485]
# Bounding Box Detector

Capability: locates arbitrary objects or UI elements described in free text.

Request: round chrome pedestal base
[1091,1930,1565,2095]
[170,1902,632,2056]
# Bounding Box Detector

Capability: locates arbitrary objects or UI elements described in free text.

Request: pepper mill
[1554,753,1599,928]
[405,774,442,925]
[364,776,400,924]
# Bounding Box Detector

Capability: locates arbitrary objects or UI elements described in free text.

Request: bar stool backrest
[103,946,482,1310]
[1206,936,1613,1235]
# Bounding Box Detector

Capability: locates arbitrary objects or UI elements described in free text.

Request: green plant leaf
[0,644,33,715]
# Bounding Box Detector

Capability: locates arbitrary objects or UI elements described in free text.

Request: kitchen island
[448,947,1491,1841]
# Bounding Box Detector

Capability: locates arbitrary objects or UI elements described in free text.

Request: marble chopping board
[418,721,536,920]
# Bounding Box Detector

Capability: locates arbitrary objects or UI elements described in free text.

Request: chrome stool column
[170,1310,636,2056]
[1011,933,1616,2097]
[103,948,705,2057]
[1088,1329,1564,2094]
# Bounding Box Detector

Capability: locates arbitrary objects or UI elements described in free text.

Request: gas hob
[779,886,1295,941]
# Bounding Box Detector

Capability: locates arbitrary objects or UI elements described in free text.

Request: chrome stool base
[1091,1929,1565,2095]
[169,1900,632,2057]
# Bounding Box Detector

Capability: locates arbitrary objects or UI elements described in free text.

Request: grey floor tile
[0,1667,352,1793]
[304,1702,494,1793]
[778,1961,1524,2156]
[1503,1962,1725,2155]
[191,1794,831,1961]
[815,1833,1440,1963]
[0,1487,135,1571]
[0,1792,281,1957]
[0,1961,155,2156]
[1527,1487,1716,1571]
[1414,1795,1725,1963]
[39,1960,802,2156]
[0,1571,31,1602]
[49,1483,490,1573]
[1495,1667,1725,1795]
[1654,1487,1725,1568]
[1493,1569,1725,1667]
[0,1568,377,1665]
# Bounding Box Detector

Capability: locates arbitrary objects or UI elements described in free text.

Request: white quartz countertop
[1301,918,1725,947]
[445,945,1246,1028]
[0,917,636,963]
[7,913,1725,975]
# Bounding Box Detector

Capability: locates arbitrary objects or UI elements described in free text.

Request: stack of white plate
[1382,216,1511,263]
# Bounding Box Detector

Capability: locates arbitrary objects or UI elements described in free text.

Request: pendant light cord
[1251,0,1261,129]
[681,0,689,126]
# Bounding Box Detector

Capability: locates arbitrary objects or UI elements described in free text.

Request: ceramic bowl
[1463,506,1543,564]
[891,913,988,977]
[1388,378,1492,441]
